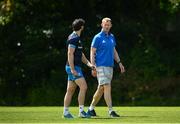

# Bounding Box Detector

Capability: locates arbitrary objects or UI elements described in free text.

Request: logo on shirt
[78,46,83,49]
[78,40,82,49]
[102,40,106,43]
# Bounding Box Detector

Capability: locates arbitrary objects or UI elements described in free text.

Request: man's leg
[87,85,104,116]
[103,84,112,111]
[75,77,87,107]
[63,81,77,116]
[89,85,104,110]
[75,77,88,117]
[103,83,120,117]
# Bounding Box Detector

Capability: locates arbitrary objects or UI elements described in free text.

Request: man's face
[81,25,84,31]
[101,20,112,33]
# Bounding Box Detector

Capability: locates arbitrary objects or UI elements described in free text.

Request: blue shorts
[65,65,84,81]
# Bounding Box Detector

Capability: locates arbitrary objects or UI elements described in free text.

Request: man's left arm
[114,48,125,73]
[82,53,95,69]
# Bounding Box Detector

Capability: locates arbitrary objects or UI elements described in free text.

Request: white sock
[89,105,95,111]
[108,107,113,114]
[79,105,84,113]
[63,107,69,115]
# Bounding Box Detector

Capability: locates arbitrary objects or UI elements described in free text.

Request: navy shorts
[65,65,84,81]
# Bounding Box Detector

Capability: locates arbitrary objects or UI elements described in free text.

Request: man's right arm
[91,36,99,77]
[90,47,96,66]
[90,47,97,77]
[91,36,99,66]
[68,46,78,76]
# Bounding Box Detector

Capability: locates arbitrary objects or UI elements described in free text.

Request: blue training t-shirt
[91,31,116,67]
[66,31,83,66]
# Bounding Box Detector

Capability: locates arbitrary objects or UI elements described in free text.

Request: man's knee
[75,78,87,91]
[66,86,75,95]
[93,86,103,98]
[98,85,104,91]
[79,83,87,91]
[103,84,111,91]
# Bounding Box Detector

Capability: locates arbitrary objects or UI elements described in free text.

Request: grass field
[0,106,180,123]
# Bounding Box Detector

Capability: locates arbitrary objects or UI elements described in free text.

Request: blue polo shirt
[91,31,116,67]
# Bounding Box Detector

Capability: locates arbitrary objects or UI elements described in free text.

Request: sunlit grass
[0,106,180,123]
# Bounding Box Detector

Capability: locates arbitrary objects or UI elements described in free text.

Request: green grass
[0,106,180,123]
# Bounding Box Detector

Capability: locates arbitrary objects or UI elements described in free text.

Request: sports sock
[108,107,113,114]
[79,105,84,113]
[63,107,69,115]
[89,105,95,111]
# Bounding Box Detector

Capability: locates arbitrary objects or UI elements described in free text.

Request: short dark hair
[72,18,85,31]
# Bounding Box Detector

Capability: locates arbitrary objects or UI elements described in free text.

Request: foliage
[0,0,180,105]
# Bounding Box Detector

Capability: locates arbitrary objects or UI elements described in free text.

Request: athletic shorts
[96,66,113,85]
[65,65,84,81]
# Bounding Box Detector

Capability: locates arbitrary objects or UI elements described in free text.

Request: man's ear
[81,26,84,30]
[101,23,103,27]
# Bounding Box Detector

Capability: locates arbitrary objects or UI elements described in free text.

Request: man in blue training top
[87,17,125,117]
[63,18,94,118]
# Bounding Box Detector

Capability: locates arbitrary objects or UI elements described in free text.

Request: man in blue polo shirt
[63,18,94,118]
[87,17,125,117]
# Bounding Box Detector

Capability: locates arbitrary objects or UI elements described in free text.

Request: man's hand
[119,63,125,73]
[91,70,97,77]
[88,63,97,77]
[71,69,78,76]
[87,62,96,70]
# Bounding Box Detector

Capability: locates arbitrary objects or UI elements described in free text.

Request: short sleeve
[112,34,116,47]
[91,36,100,48]
[68,37,79,48]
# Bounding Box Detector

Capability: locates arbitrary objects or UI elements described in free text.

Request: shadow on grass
[121,115,149,118]
[90,117,116,119]
[89,115,149,119]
